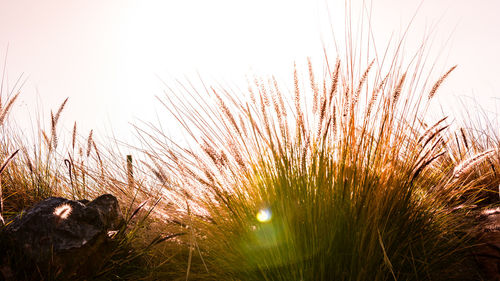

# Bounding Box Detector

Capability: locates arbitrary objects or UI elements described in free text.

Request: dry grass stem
[428,65,457,100]
[454,149,496,178]
[87,130,93,157]
[0,92,19,125]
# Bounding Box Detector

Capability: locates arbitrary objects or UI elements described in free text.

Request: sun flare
[256,208,272,223]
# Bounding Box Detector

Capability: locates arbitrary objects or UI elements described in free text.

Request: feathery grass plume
[248,84,256,105]
[245,104,264,140]
[322,77,327,98]
[228,141,245,170]
[86,129,93,157]
[0,92,19,125]
[272,76,287,117]
[50,98,68,150]
[293,62,301,111]
[50,111,57,149]
[460,127,469,150]
[453,149,496,178]
[234,116,246,140]
[331,104,337,139]
[392,72,406,103]
[260,91,272,142]
[259,78,270,107]
[269,79,283,122]
[318,93,327,131]
[328,59,341,106]
[365,72,389,117]
[201,140,219,166]
[308,57,319,114]
[341,85,350,118]
[72,122,77,150]
[428,65,457,100]
[126,154,134,191]
[418,116,449,148]
[293,63,307,139]
[212,87,240,135]
[353,59,375,107]
[271,80,290,142]
[53,97,68,125]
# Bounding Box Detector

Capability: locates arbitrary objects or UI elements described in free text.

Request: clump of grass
[1,5,499,280]
[443,101,500,205]
[0,75,181,280]
[141,37,490,281]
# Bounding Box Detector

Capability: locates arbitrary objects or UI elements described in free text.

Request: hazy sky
[0,0,499,144]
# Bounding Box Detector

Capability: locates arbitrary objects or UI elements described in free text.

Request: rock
[0,194,124,280]
[474,207,500,281]
[478,207,500,231]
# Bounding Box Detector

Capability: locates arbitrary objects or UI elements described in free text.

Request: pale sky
[0,0,499,144]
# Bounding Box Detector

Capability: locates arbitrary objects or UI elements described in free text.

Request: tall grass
[1,8,499,281]
[139,39,494,280]
[0,81,178,279]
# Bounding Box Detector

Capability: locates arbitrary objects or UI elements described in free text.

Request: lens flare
[256,208,272,223]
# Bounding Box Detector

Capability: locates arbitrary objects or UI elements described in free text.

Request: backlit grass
[0,9,499,281]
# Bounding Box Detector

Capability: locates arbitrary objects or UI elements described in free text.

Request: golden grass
[0,6,498,281]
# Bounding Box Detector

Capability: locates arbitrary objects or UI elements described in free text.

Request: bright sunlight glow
[256,208,272,223]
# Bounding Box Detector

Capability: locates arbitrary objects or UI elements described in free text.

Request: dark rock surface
[474,207,500,281]
[0,194,123,280]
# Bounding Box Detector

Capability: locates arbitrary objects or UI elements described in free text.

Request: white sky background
[0,0,499,146]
